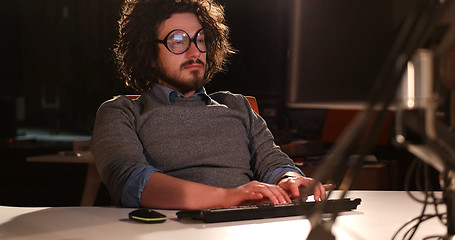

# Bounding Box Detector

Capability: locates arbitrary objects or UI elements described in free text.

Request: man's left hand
[277,175,334,201]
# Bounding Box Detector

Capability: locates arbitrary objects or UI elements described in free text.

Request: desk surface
[0,191,447,240]
[26,151,94,164]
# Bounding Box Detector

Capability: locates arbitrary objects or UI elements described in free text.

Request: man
[92,0,328,210]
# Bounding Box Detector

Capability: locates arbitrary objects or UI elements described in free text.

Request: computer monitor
[285,0,455,111]
[286,0,395,109]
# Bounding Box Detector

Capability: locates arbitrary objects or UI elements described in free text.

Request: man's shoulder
[99,95,137,107]
[97,95,142,115]
[208,91,252,113]
[209,91,245,104]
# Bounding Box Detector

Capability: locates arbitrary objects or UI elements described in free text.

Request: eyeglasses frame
[156,28,214,55]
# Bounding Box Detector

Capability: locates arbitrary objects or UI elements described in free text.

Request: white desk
[26,151,100,206]
[0,191,448,240]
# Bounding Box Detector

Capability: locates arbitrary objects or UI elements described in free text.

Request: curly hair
[114,0,234,93]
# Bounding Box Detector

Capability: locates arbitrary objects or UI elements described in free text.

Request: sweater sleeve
[263,165,305,184]
[121,165,159,207]
[92,96,153,205]
[246,100,301,181]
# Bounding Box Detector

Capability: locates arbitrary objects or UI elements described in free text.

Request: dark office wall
[208,0,291,96]
[285,0,413,106]
[11,0,129,134]
[1,1,21,138]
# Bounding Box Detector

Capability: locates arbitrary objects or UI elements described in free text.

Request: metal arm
[395,49,455,238]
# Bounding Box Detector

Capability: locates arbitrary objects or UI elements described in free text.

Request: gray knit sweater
[92,87,299,204]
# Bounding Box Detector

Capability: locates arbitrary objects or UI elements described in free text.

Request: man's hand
[222,181,293,207]
[221,177,334,208]
[277,175,334,201]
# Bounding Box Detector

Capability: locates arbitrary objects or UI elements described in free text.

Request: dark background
[1,0,414,136]
[1,0,445,207]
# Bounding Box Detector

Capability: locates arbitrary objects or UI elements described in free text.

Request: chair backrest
[113,95,140,100]
[245,96,259,115]
[115,95,260,115]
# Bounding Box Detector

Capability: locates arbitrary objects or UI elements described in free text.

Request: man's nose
[186,41,202,58]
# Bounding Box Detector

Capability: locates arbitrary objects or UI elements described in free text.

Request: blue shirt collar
[152,83,210,104]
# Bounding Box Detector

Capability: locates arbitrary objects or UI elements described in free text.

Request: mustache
[180,59,205,69]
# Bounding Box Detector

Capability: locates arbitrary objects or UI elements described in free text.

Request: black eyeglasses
[157,28,214,55]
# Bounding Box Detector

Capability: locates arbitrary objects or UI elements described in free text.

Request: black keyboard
[176,198,361,223]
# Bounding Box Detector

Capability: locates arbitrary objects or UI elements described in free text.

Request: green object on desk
[129,209,167,223]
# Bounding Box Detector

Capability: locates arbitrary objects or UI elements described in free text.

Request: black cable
[392,214,426,240]
[403,161,431,240]
[404,163,437,239]
[392,213,446,240]
[432,193,446,225]
[394,156,447,240]
[434,175,448,226]
[422,236,443,240]
[404,191,429,239]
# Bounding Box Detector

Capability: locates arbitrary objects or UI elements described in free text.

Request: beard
[156,59,206,95]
